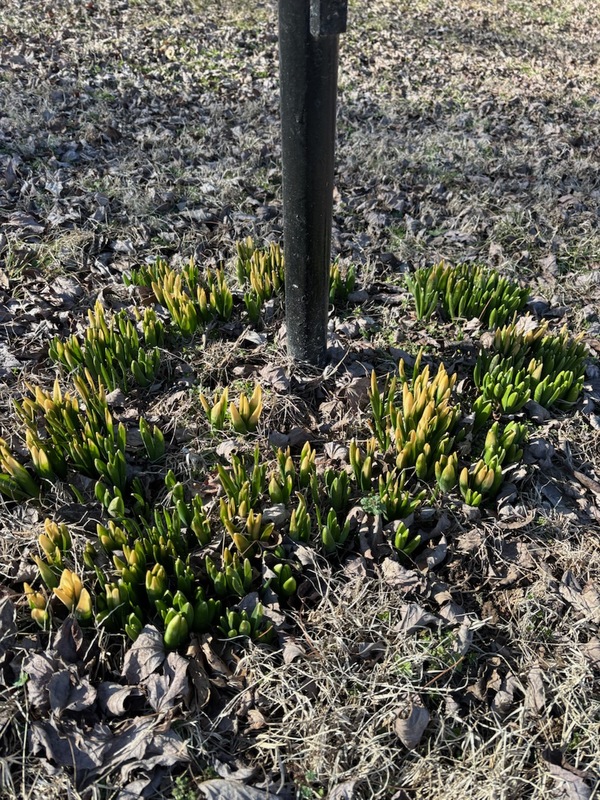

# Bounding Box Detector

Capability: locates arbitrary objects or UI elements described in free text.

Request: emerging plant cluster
[0,250,589,654]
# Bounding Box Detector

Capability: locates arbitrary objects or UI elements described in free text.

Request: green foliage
[390,521,421,557]
[321,508,352,554]
[474,320,587,411]
[218,602,275,643]
[377,469,425,521]
[482,421,528,466]
[434,452,458,493]
[329,261,356,304]
[139,417,165,462]
[459,458,503,507]
[229,384,263,434]
[49,301,163,392]
[289,493,311,542]
[391,357,461,478]
[0,437,40,500]
[236,237,284,322]
[126,257,233,336]
[406,261,529,326]
[474,354,533,413]
[16,377,128,489]
[199,387,229,430]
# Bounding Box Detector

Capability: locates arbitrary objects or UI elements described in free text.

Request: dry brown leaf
[245,709,267,731]
[48,669,96,714]
[30,718,110,773]
[97,682,143,717]
[416,536,447,571]
[324,441,348,461]
[53,618,84,663]
[0,598,16,655]
[559,572,600,624]
[543,749,593,800]
[582,637,600,666]
[394,701,430,749]
[343,375,371,410]
[456,529,484,553]
[490,673,520,717]
[198,780,272,800]
[282,636,305,665]
[329,780,360,799]
[497,510,536,530]
[186,644,212,709]
[145,652,190,713]
[97,717,188,784]
[122,626,166,684]
[259,364,289,392]
[524,666,546,716]
[26,652,60,711]
[453,622,473,656]
[396,604,439,634]
[438,601,467,625]
[380,559,424,593]
[200,634,233,679]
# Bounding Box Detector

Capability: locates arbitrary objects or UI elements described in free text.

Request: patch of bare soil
[0,1,599,798]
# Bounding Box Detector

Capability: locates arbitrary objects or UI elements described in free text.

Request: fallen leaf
[571,469,600,497]
[0,344,20,377]
[48,669,96,714]
[453,622,473,656]
[122,626,166,684]
[524,666,546,716]
[34,714,189,791]
[438,602,467,625]
[30,718,110,772]
[116,773,164,800]
[53,618,84,663]
[286,426,313,449]
[497,509,536,529]
[246,709,267,731]
[543,749,593,800]
[186,643,212,709]
[197,779,273,799]
[145,653,190,713]
[0,598,16,655]
[416,536,447,571]
[216,439,239,460]
[394,701,430,749]
[380,559,424,593]
[582,637,600,666]
[324,441,348,461]
[559,572,600,624]
[456,529,484,553]
[26,652,60,711]
[259,364,289,392]
[343,375,371,410]
[490,673,520,717]
[282,637,305,665]
[538,253,558,276]
[351,641,386,661]
[341,554,368,580]
[103,718,188,784]
[200,635,232,679]
[97,682,143,717]
[329,780,360,799]
[524,399,552,422]
[8,211,45,233]
[396,604,439,634]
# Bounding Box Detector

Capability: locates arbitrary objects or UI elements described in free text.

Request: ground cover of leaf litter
[1,0,600,798]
